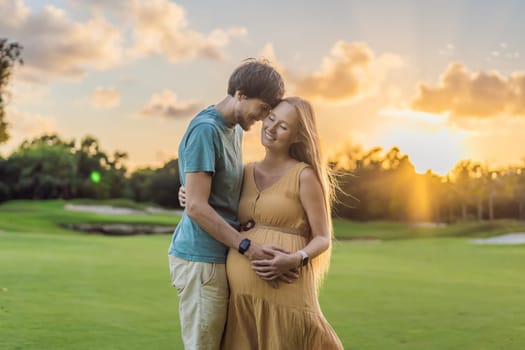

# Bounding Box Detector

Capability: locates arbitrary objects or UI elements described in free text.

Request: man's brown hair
[227,59,285,108]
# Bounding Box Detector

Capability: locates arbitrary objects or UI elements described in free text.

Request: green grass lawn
[332,217,525,240]
[1,200,525,349]
[0,199,179,235]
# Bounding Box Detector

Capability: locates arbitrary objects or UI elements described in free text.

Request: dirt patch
[61,223,174,236]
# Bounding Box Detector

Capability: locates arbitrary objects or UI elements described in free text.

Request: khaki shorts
[169,255,229,350]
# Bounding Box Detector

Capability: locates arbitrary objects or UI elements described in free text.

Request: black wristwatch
[238,238,251,255]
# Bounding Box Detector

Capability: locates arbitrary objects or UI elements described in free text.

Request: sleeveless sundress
[222,162,343,350]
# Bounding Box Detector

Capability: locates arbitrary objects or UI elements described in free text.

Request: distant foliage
[0,133,182,208]
[128,160,181,208]
[330,145,525,222]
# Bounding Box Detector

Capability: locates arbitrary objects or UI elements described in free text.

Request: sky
[1,0,525,175]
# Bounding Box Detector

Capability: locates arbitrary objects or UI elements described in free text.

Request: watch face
[298,250,309,266]
[239,238,251,254]
[302,256,309,266]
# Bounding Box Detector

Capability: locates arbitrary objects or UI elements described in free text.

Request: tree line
[0,134,181,208]
[1,133,525,222]
[330,145,525,222]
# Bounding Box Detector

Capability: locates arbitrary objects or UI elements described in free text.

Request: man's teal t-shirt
[168,106,243,263]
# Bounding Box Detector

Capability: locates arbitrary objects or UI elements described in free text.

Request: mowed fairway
[1,202,525,349]
[325,239,525,349]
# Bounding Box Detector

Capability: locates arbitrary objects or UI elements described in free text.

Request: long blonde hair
[283,97,336,288]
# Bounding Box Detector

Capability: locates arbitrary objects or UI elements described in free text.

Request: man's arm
[185,171,273,261]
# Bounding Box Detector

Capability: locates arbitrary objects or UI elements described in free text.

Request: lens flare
[90,171,101,183]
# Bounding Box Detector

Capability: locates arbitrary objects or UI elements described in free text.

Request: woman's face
[261,101,300,151]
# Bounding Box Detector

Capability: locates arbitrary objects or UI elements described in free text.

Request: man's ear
[234,90,245,100]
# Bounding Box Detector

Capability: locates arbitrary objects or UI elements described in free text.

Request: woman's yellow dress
[222,162,344,350]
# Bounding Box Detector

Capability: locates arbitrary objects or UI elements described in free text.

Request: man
[168,59,285,350]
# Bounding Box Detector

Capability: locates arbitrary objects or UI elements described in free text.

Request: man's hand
[243,242,281,261]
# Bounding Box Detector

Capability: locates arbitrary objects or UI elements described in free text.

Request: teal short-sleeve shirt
[168,106,243,263]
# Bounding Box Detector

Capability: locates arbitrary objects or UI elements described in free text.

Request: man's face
[235,96,272,131]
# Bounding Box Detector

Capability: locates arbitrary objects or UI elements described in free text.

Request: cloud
[0,0,123,82]
[90,87,120,109]
[285,41,404,102]
[139,90,202,119]
[125,0,247,62]
[0,0,30,28]
[411,63,525,120]
[0,0,246,82]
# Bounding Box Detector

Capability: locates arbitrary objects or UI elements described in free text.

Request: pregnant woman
[222,97,343,350]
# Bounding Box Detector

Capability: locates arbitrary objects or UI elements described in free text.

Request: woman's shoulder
[296,161,312,172]
[297,163,320,186]
[298,163,314,177]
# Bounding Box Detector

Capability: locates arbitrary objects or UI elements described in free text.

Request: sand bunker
[65,204,143,215]
[471,233,525,245]
[63,204,179,235]
[61,223,174,235]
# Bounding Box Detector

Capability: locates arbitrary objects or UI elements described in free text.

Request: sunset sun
[384,128,465,175]
[376,108,466,175]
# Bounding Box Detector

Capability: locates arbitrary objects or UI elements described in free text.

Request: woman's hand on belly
[251,248,302,281]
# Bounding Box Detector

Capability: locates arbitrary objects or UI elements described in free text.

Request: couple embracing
[168,59,344,350]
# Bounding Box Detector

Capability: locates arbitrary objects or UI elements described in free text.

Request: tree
[149,159,181,208]
[9,134,77,199]
[450,161,476,220]
[506,165,525,220]
[75,135,130,199]
[0,39,23,144]
[128,167,155,202]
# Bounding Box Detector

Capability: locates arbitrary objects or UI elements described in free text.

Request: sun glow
[378,108,467,175]
[382,127,465,175]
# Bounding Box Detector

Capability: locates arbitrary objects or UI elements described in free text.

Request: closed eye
[261,103,271,115]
